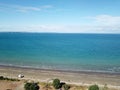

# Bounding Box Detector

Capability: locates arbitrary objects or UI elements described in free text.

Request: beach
[0,65,120,90]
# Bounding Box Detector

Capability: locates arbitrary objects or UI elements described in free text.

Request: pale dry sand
[0,80,24,90]
[0,65,120,90]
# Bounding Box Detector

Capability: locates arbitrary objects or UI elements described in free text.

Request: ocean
[0,32,120,73]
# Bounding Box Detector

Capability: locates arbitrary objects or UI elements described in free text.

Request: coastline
[0,65,120,89]
[0,64,120,75]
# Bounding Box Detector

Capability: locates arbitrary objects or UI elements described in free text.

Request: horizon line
[0,31,120,34]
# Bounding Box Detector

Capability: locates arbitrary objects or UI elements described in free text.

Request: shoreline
[0,64,120,75]
[0,65,120,89]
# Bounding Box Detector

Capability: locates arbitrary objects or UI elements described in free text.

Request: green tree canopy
[53,78,61,89]
[89,85,99,90]
[24,82,39,90]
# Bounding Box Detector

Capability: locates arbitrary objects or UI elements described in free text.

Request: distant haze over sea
[0,32,120,73]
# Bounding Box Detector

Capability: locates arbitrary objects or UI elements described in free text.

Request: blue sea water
[0,32,120,73]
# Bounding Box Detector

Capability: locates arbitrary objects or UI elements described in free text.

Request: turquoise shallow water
[0,32,120,73]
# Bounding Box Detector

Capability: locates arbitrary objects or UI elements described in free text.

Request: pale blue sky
[0,0,120,33]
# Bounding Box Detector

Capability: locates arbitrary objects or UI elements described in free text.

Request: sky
[0,0,120,33]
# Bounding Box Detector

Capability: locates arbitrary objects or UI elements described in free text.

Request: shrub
[89,85,99,90]
[63,84,70,90]
[24,83,31,90]
[0,76,20,81]
[24,82,39,90]
[0,76,4,80]
[53,78,61,89]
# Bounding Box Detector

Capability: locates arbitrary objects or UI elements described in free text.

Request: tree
[53,78,61,89]
[0,76,4,80]
[24,83,31,90]
[63,84,70,90]
[24,82,39,90]
[89,85,99,90]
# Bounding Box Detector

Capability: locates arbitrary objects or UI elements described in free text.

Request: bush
[24,82,39,90]
[24,83,31,90]
[0,76,4,80]
[89,85,99,90]
[53,78,61,89]
[63,84,70,90]
[0,76,20,81]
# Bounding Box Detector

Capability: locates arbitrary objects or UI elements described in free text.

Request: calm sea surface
[0,33,120,73]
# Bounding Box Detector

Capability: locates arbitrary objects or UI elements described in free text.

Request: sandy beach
[0,65,120,90]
